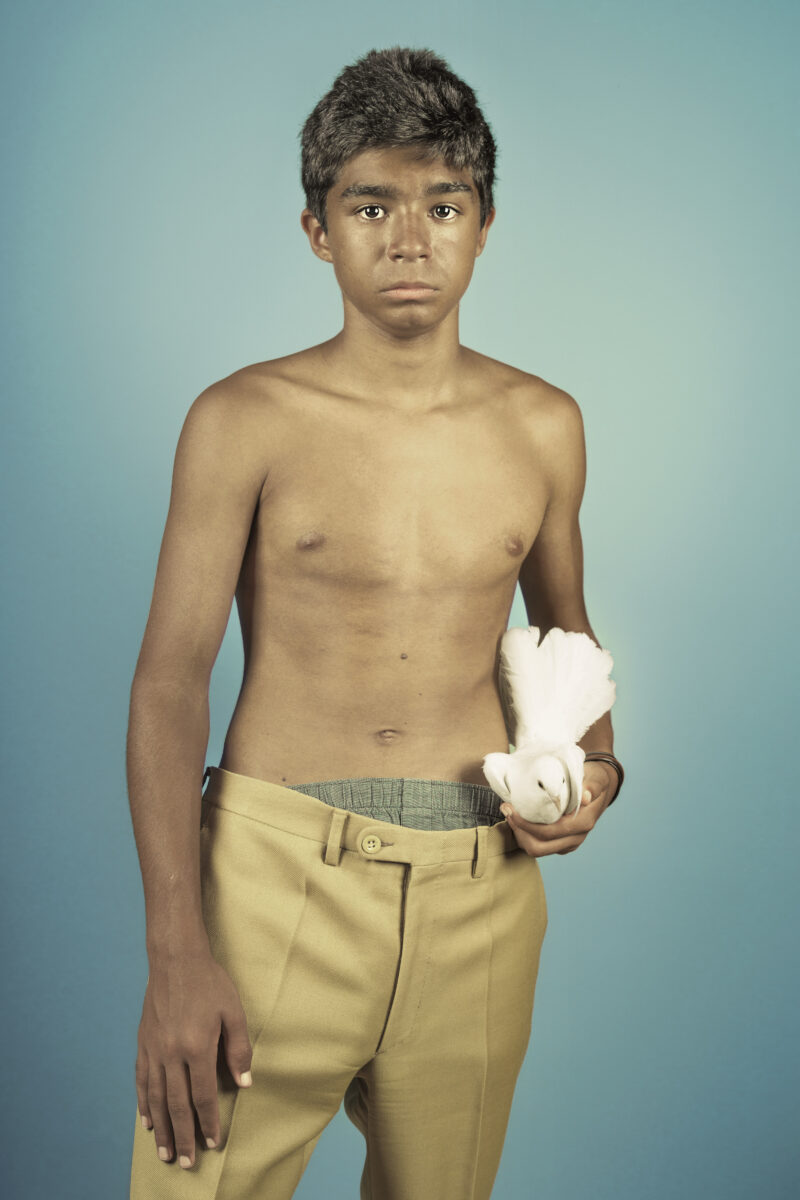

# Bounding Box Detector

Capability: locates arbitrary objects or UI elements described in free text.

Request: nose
[388,211,430,261]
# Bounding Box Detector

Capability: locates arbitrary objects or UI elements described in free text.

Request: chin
[383,297,452,326]
[386,313,443,336]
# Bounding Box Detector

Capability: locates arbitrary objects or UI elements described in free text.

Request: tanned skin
[127,145,616,1170]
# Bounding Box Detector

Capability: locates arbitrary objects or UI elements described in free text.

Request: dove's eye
[537,780,543,788]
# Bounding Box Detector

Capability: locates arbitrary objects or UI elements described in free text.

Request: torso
[218,344,557,787]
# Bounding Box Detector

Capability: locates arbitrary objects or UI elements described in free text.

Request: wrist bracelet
[583,751,624,805]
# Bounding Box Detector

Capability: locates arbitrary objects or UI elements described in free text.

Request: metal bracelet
[583,751,624,805]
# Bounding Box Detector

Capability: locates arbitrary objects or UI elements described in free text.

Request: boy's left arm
[510,387,617,858]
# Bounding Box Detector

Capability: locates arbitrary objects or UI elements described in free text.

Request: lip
[381,283,438,299]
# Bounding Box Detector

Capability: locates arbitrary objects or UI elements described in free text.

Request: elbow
[129,662,209,705]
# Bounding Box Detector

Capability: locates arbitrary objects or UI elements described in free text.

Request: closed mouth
[381,283,438,297]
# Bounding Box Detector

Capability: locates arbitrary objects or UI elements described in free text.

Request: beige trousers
[129,766,548,1199]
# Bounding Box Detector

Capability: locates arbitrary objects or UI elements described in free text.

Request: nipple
[504,533,525,557]
[296,529,326,550]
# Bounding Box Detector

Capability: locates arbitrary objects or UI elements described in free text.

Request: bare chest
[250,409,548,592]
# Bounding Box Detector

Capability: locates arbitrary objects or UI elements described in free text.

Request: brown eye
[360,205,383,219]
[433,205,457,219]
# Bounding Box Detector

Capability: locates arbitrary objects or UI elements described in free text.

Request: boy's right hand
[135,950,253,1169]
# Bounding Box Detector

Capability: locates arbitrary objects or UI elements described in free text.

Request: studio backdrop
[1,2,797,1198]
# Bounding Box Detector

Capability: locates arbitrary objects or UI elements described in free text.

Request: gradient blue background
[2,1,797,1197]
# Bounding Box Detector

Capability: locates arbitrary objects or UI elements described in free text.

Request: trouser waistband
[202,766,519,878]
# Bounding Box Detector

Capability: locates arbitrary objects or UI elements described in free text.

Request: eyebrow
[338,180,475,201]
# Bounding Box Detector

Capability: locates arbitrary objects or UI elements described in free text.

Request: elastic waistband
[202,766,519,871]
[290,774,501,827]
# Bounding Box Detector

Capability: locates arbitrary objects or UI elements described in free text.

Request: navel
[296,529,326,550]
[375,728,401,744]
[504,532,525,557]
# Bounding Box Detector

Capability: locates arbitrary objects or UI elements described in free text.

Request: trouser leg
[130,796,377,1199]
[343,848,548,1200]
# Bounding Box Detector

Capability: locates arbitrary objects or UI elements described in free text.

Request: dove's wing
[481,752,513,801]
[497,657,518,747]
[560,742,587,816]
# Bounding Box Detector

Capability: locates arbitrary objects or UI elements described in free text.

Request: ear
[300,208,333,263]
[475,207,496,257]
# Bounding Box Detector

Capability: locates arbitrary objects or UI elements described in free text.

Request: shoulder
[186,357,289,418]
[512,368,583,437]
[473,354,587,511]
[468,349,584,444]
[513,376,586,507]
[180,352,312,446]
[190,345,333,417]
[173,358,303,496]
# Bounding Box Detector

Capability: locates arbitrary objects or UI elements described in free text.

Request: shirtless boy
[127,46,622,1200]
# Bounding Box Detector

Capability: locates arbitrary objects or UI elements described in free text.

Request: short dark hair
[300,47,497,233]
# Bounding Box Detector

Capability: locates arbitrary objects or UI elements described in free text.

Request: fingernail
[179,1155,192,1169]
[158,1146,170,1161]
[141,1114,151,1129]
[206,1136,217,1149]
[240,1070,252,1086]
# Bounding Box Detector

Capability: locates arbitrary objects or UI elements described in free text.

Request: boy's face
[301,145,495,336]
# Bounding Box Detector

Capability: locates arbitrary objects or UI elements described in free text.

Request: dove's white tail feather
[500,625,616,747]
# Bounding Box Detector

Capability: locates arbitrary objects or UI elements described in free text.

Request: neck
[324,301,465,409]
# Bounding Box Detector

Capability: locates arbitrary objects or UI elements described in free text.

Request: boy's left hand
[500,760,616,858]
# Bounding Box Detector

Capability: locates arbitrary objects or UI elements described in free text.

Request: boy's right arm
[127,379,270,1169]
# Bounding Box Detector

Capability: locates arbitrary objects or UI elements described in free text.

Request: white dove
[482,625,616,824]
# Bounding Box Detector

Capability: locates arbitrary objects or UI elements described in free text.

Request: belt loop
[472,824,488,879]
[324,808,348,866]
